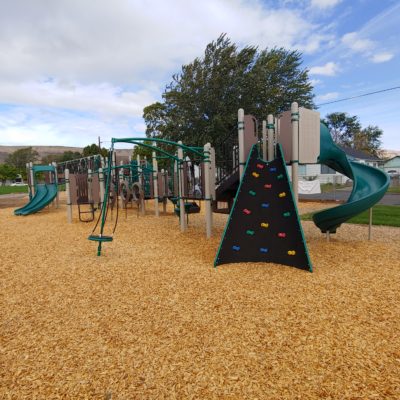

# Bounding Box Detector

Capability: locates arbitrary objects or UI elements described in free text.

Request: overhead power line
[317,85,400,107]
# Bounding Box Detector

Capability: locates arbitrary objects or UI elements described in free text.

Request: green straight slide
[312,123,390,233]
[14,183,58,216]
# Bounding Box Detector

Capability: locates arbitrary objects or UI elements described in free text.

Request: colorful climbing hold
[269,167,277,172]
[248,190,256,196]
[264,184,272,189]
[243,208,251,215]
[278,232,286,238]
[252,172,260,178]
[279,192,286,198]
[256,163,264,169]
[277,174,284,179]
[260,222,269,228]
[261,203,270,208]
[259,247,269,253]
[283,211,291,217]
[246,230,255,235]
[287,250,296,255]
[232,245,241,251]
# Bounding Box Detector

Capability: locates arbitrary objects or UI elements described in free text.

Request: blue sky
[0,0,399,150]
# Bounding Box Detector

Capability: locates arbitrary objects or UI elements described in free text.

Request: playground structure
[89,139,216,256]
[78,103,390,268]
[13,103,390,271]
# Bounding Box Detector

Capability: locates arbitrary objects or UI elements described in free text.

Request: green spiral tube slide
[312,123,390,233]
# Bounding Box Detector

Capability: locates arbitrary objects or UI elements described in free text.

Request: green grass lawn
[387,186,400,194]
[0,186,29,195]
[320,183,350,193]
[301,205,400,227]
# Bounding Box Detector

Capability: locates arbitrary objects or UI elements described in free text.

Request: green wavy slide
[312,123,390,233]
[14,183,58,216]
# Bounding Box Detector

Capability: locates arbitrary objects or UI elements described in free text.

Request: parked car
[10,182,28,186]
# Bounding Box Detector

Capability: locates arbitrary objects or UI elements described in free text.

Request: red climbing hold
[278,232,286,238]
[264,184,272,189]
[243,208,251,215]
[256,163,264,169]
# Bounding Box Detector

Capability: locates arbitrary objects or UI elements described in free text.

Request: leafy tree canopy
[5,147,39,172]
[132,142,171,170]
[41,151,83,164]
[143,34,314,147]
[82,144,108,158]
[322,112,383,156]
[0,163,18,185]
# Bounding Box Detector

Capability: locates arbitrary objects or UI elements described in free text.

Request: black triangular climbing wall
[214,145,312,271]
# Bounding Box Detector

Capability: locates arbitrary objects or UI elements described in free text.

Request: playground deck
[1,200,399,399]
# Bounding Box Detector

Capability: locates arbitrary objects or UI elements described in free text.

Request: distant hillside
[0,145,132,164]
[380,149,400,159]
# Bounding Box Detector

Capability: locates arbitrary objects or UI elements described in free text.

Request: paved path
[0,193,28,209]
[300,190,400,206]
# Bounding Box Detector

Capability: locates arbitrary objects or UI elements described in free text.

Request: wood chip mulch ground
[1,199,399,399]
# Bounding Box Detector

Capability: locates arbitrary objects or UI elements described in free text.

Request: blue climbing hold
[269,167,277,172]
[260,247,268,253]
[232,245,241,251]
[261,203,270,208]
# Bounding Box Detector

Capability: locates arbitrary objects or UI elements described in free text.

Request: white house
[292,146,382,185]
[383,156,400,176]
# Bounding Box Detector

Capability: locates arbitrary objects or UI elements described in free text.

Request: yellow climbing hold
[252,172,260,178]
[279,192,286,198]
[260,222,269,228]
[287,250,296,256]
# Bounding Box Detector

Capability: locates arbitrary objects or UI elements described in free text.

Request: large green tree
[322,112,383,156]
[143,34,314,147]
[355,126,383,157]
[82,144,108,157]
[322,112,362,147]
[0,164,18,185]
[5,147,39,172]
[41,150,83,164]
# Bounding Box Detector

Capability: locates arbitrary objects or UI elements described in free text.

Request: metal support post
[177,141,186,232]
[267,114,275,162]
[262,120,267,160]
[65,169,72,223]
[204,143,212,238]
[291,102,299,205]
[152,146,159,217]
[238,108,245,179]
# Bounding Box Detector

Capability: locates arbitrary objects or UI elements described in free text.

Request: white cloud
[316,92,339,101]
[341,32,375,53]
[0,106,143,147]
[0,80,156,118]
[371,52,394,63]
[310,0,341,9]
[310,79,322,86]
[309,62,339,76]
[0,0,317,85]
[0,0,328,147]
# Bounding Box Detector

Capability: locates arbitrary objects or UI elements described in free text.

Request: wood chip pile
[1,200,399,399]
